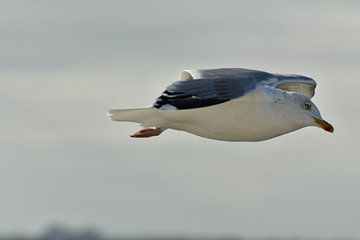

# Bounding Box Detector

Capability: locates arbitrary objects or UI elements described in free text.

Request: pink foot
[131,127,163,138]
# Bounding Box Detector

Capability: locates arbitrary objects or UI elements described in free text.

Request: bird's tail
[107,108,163,127]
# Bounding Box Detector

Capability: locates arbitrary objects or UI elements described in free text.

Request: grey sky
[1,0,360,238]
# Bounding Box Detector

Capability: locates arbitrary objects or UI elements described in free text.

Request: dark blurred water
[1,226,356,240]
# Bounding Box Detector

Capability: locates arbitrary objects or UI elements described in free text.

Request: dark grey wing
[153,79,248,109]
[181,68,317,98]
[153,68,317,110]
[153,69,272,110]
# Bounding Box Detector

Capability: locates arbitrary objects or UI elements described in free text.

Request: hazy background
[1,0,359,239]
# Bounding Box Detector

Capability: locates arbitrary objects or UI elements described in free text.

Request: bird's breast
[160,93,297,141]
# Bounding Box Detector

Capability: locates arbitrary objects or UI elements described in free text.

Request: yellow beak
[314,118,334,133]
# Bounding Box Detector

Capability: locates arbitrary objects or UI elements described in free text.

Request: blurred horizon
[2,224,360,240]
[1,0,359,239]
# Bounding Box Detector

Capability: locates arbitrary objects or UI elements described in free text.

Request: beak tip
[326,126,334,133]
[314,118,334,133]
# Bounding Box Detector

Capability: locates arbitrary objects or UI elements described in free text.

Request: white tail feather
[107,108,162,127]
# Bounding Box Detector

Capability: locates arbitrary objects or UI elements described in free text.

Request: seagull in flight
[108,68,334,141]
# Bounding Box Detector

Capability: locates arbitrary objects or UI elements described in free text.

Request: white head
[273,90,334,133]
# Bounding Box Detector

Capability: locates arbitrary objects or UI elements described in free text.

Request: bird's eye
[304,103,312,110]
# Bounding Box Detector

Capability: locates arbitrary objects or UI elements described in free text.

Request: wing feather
[154,68,317,110]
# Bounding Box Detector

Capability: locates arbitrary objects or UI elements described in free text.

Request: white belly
[159,92,300,141]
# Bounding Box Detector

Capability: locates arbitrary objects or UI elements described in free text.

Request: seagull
[108,68,334,141]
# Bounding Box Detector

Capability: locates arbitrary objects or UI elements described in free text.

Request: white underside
[108,87,309,141]
[154,89,305,141]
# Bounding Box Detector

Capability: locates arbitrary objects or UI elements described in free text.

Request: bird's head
[282,92,334,133]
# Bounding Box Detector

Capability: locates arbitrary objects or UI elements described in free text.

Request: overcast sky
[1,0,360,238]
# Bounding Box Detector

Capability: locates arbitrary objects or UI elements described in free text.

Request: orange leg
[130,127,163,138]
